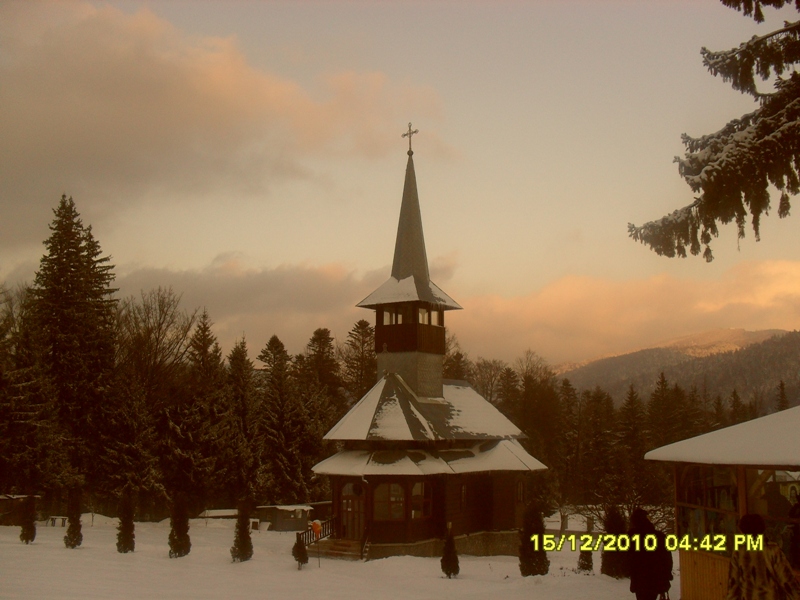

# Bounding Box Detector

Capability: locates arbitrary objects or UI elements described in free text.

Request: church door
[340,482,365,540]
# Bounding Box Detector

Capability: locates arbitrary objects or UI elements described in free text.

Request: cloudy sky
[2,0,800,366]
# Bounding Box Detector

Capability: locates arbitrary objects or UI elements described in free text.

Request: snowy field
[1,516,681,599]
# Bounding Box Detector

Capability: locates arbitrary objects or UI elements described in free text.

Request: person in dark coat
[628,508,673,600]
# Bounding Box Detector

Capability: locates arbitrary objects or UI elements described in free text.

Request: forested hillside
[562,331,800,405]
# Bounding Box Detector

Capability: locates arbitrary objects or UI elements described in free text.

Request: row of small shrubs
[19,491,255,563]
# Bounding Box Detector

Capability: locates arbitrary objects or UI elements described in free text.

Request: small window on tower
[395,309,403,324]
[383,309,393,326]
[431,310,440,326]
[418,307,429,325]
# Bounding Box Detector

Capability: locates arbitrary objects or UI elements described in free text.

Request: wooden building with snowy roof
[646,406,800,600]
[312,126,546,559]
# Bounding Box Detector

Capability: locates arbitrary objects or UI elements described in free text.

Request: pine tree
[116,486,135,553]
[519,502,549,576]
[168,492,191,558]
[583,387,616,505]
[443,332,473,381]
[292,534,308,570]
[776,379,790,411]
[223,338,265,505]
[186,309,227,507]
[712,394,729,429]
[496,367,520,419]
[259,335,309,504]
[729,389,746,424]
[601,506,629,578]
[647,374,672,449]
[230,499,254,562]
[577,549,593,573]
[64,486,83,549]
[32,196,117,488]
[629,1,800,261]
[19,495,36,544]
[441,531,460,578]
[615,385,650,506]
[305,328,345,420]
[559,379,581,505]
[339,319,377,402]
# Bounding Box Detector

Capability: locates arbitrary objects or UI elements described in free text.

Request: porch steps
[311,538,363,560]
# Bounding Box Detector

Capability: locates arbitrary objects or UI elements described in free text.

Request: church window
[431,310,441,326]
[382,307,403,325]
[374,483,405,521]
[418,307,429,325]
[411,482,432,519]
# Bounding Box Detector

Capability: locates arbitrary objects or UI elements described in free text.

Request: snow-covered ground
[1,516,681,599]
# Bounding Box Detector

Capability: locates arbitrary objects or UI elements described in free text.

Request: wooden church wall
[445,475,493,536]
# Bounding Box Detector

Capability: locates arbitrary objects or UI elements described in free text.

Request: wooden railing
[297,516,337,547]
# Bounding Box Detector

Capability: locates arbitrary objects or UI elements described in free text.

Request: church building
[312,125,547,559]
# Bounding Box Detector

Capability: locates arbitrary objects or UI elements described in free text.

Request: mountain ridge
[558,328,798,406]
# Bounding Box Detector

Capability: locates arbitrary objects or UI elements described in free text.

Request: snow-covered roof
[256,505,312,512]
[356,151,460,311]
[313,439,547,476]
[646,405,800,468]
[357,275,461,310]
[197,509,237,518]
[324,373,523,441]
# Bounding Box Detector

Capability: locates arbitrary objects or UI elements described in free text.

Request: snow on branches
[629,2,799,261]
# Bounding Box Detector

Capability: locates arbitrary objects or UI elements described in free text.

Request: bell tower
[356,124,461,398]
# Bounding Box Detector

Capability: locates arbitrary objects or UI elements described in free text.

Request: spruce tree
[518,502,549,576]
[230,499,254,562]
[629,0,800,261]
[339,319,377,402]
[559,379,581,505]
[305,328,345,420]
[776,380,790,411]
[32,196,116,485]
[647,374,672,449]
[440,530,460,578]
[116,487,135,553]
[600,506,629,578]
[168,492,191,558]
[577,549,593,573]
[442,334,473,381]
[259,335,309,504]
[187,310,228,507]
[64,486,83,549]
[19,495,36,544]
[496,367,520,419]
[729,389,746,424]
[712,394,728,429]
[292,534,308,570]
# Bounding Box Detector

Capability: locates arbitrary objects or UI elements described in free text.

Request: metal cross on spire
[402,122,419,153]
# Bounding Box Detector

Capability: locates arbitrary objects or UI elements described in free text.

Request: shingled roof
[357,152,461,311]
[324,373,523,442]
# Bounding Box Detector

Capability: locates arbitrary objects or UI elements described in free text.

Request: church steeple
[390,151,429,283]
[356,125,461,398]
[357,125,460,312]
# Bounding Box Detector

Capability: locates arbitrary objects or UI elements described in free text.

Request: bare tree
[116,287,197,406]
[514,349,553,384]
[472,357,506,405]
